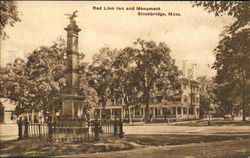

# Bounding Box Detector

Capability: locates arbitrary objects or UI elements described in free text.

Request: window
[173,107,177,114]
[177,107,182,115]
[189,107,194,115]
[95,109,100,116]
[103,109,111,118]
[183,95,187,102]
[140,97,146,103]
[29,115,32,122]
[156,96,163,103]
[175,97,181,102]
[196,87,199,92]
[196,97,199,103]
[155,107,161,115]
[116,98,123,105]
[192,96,195,103]
[135,108,140,115]
[111,98,115,105]
[183,84,187,90]
[150,98,154,103]
[183,107,187,114]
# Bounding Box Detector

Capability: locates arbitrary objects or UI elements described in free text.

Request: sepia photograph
[0,1,250,157]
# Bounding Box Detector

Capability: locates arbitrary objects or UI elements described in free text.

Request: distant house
[0,98,16,124]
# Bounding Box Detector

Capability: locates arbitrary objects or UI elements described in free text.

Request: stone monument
[61,11,83,119]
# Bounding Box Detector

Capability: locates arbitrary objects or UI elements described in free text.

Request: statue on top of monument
[65,10,78,24]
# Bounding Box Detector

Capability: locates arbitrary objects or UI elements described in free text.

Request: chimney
[191,64,197,80]
[182,60,187,78]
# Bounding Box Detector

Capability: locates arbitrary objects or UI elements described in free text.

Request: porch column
[99,109,102,119]
[143,107,145,117]
[120,107,123,119]
[31,109,34,123]
[175,107,178,116]
[153,107,155,118]
[110,109,112,118]
[181,106,183,118]
[133,108,135,118]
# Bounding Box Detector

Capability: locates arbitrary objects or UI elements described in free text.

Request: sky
[1,1,234,77]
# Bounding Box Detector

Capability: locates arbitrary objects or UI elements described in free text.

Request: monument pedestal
[62,95,83,119]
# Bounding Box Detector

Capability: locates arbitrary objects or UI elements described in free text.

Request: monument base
[61,95,84,119]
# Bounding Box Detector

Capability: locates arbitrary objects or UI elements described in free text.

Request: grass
[1,133,249,157]
[124,134,250,146]
[0,139,136,157]
[170,119,250,127]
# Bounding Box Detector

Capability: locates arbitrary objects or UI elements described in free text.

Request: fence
[17,118,124,142]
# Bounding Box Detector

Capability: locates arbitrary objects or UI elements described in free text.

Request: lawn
[171,119,250,127]
[124,134,250,146]
[1,134,249,157]
[0,139,136,157]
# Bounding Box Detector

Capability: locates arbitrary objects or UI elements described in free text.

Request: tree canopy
[213,28,250,120]
[0,0,21,39]
[192,1,250,33]
[193,1,250,120]
[126,39,181,122]
[1,38,98,121]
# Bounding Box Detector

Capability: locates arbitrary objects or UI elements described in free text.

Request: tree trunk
[241,71,247,121]
[144,89,150,123]
[242,93,246,121]
[242,76,246,121]
[145,102,150,123]
[242,103,246,121]
[43,110,47,122]
[128,106,132,124]
[102,101,106,120]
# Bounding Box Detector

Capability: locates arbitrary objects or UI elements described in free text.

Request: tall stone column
[61,13,83,119]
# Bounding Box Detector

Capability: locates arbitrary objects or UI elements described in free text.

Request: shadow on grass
[0,139,136,157]
[172,120,250,127]
[124,134,250,146]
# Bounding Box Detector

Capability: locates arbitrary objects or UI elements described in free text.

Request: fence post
[48,121,53,141]
[18,120,23,140]
[24,120,29,139]
[119,119,124,138]
[94,119,100,141]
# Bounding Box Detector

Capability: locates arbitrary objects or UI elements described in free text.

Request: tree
[24,38,67,120]
[197,76,216,118]
[192,1,250,33]
[193,1,250,121]
[0,0,21,39]
[213,28,250,121]
[1,38,98,121]
[79,62,99,120]
[123,39,181,122]
[112,49,139,123]
[88,47,119,119]
[0,58,31,117]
